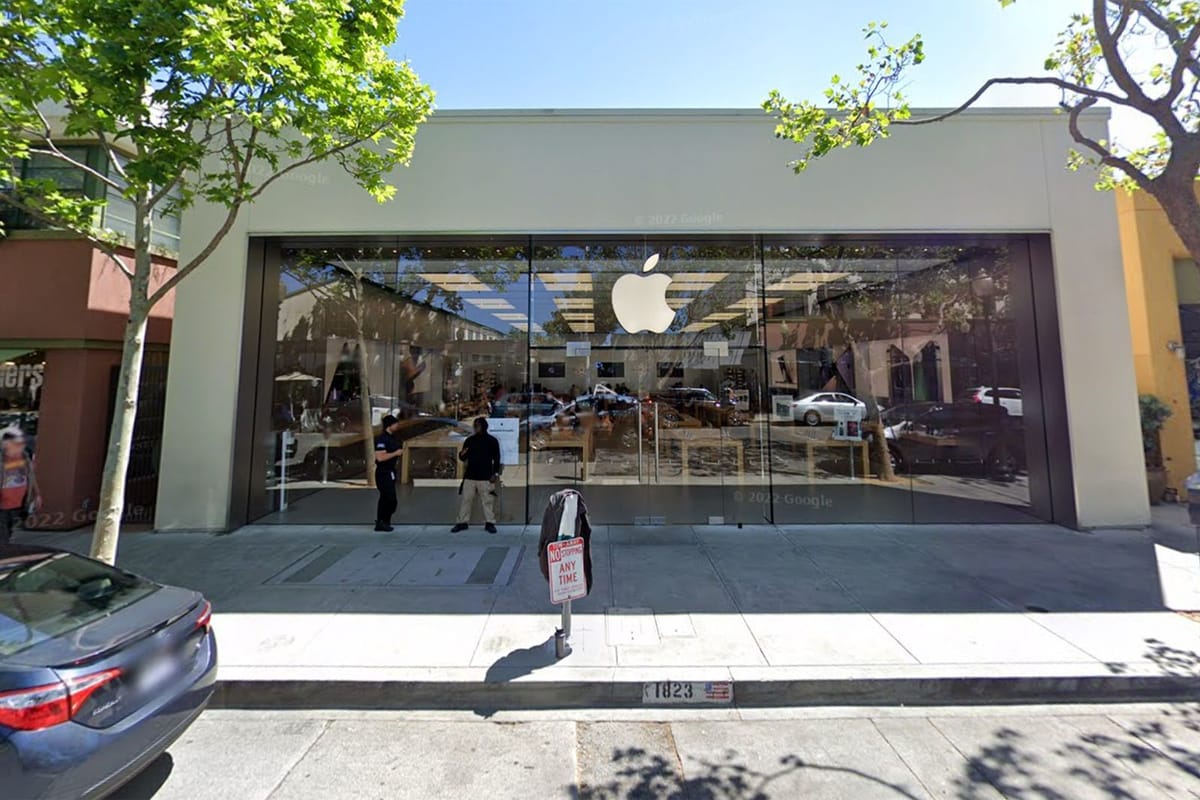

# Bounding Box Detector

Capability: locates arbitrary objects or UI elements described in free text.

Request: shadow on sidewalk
[476,635,559,718]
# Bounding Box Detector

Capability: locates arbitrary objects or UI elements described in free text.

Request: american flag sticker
[704,681,733,702]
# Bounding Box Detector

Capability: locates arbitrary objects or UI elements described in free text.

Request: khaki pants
[457,479,496,524]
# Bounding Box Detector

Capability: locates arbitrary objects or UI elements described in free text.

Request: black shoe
[375,523,394,532]
[451,523,468,533]
[485,523,498,534]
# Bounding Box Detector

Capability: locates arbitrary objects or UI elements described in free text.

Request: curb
[210,674,1200,711]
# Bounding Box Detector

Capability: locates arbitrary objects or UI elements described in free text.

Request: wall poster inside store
[772,395,794,422]
[488,416,520,465]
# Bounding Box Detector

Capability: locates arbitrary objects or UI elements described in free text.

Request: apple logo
[612,253,676,334]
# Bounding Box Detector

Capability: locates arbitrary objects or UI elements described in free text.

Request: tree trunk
[1152,181,1200,267]
[356,324,375,489]
[91,197,153,564]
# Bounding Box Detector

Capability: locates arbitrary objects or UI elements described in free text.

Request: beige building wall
[159,108,1147,530]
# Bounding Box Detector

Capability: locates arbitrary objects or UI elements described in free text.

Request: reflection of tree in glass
[393,244,525,314]
[286,248,392,487]
[765,245,1016,480]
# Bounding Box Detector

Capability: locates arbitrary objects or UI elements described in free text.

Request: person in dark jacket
[373,415,403,532]
[453,416,501,533]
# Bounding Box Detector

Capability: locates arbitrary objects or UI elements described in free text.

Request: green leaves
[764,0,1200,201]
[0,0,433,248]
[763,24,923,173]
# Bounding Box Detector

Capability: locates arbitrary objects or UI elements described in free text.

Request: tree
[0,0,433,563]
[764,1,1200,263]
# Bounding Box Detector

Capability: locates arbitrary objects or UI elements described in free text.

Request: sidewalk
[17,507,1200,710]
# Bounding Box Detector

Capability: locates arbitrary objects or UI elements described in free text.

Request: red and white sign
[547,537,587,604]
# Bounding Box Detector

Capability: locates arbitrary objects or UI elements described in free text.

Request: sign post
[549,493,585,658]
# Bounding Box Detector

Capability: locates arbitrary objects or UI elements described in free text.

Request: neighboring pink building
[0,224,177,529]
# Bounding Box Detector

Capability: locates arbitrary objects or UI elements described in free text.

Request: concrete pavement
[110,704,1200,799]
[16,505,1200,708]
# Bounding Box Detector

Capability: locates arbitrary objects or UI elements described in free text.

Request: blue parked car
[0,544,217,799]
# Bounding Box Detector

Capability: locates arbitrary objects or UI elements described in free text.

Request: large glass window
[258,240,527,525]
[763,241,1034,523]
[528,237,768,525]
[248,235,1053,526]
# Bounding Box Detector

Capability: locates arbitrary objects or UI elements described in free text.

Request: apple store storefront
[234,233,1071,527]
[159,110,1148,532]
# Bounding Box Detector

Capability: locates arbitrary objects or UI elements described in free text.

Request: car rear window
[0,551,158,657]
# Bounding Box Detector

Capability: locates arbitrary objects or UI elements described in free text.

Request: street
[109,704,1200,800]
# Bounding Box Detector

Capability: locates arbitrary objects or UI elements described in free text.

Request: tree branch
[1126,0,1200,80]
[898,76,1130,126]
[1094,0,1156,111]
[25,145,122,193]
[0,192,135,280]
[1065,97,1154,192]
[1167,20,1200,103]
[147,202,241,306]
[246,127,388,202]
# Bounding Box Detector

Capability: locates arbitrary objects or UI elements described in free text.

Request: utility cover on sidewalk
[266,545,522,588]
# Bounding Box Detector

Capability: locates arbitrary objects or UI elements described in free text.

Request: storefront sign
[0,363,43,396]
[833,405,864,441]
[488,417,520,465]
[547,536,587,603]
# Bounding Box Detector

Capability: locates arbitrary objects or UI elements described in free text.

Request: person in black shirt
[373,415,403,532]
[452,416,501,533]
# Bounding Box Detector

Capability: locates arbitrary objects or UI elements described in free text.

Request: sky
[390,0,1159,145]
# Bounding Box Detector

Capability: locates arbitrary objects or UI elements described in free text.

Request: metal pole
[654,401,660,483]
[279,431,289,511]
[553,493,578,659]
[321,429,330,484]
[636,399,643,483]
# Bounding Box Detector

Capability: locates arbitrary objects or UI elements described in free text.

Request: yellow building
[1117,190,1200,498]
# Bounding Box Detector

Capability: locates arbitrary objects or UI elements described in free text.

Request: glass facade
[247,234,1052,526]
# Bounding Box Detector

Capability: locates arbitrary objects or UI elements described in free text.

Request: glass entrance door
[528,237,769,525]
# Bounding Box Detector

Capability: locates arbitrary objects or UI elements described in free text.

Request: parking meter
[1186,473,1200,525]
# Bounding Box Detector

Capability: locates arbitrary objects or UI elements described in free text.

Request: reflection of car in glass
[956,386,1023,417]
[882,401,1024,478]
[491,392,564,419]
[321,395,409,432]
[294,414,463,480]
[790,392,866,426]
[0,544,217,800]
[650,387,747,427]
[525,391,651,451]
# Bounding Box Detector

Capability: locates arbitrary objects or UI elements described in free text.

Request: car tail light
[66,669,122,717]
[0,682,69,731]
[0,668,121,731]
[971,394,982,403]
[195,600,212,631]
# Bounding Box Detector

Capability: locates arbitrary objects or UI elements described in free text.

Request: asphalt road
[104,704,1200,800]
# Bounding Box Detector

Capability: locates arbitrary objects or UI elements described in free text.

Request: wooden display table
[763,425,872,479]
[659,428,745,479]
[536,428,593,481]
[400,429,466,485]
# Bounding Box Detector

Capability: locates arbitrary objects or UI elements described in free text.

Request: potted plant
[1140,394,1173,505]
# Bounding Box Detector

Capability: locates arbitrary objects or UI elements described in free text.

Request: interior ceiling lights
[553,297,594,309]
[665,273,729,291]
[419,273,492,293]
[466,298,514,310]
